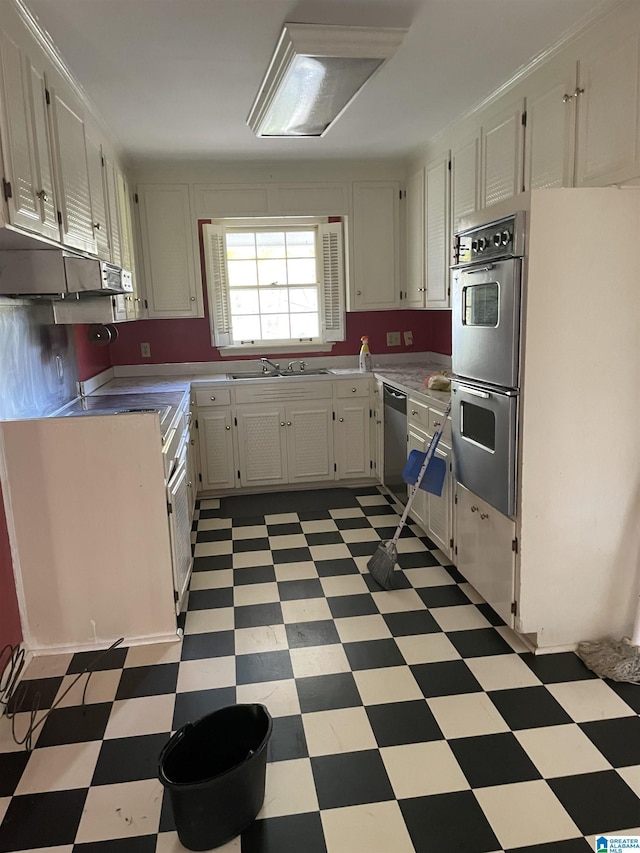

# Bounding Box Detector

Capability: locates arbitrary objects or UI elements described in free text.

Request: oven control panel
[453,211,526,266]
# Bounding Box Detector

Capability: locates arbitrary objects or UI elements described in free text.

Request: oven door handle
[457,384,490,399]
[464,265,494,274]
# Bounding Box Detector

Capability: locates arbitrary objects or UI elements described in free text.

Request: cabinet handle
[280,422,285,427]
[480,512,489,520]
[287,421,292,426]
[190,296,196,301]
[471,505,479,512]
[36,189,48,201]
[225,425,230,430]
[93,222,101,230]
[411,409,418,415]
[562,86,584,103]
[210,396,216,401]
[339,417,344,422]
[352,388,357,393]
[187,481,192,488]
[356,290,362,296]
[190,439,195,445]
[433,421,441,427]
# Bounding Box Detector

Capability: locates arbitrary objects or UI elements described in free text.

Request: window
[204,218,345,351]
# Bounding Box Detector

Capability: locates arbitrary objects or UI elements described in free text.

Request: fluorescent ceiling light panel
[248,23,407,138]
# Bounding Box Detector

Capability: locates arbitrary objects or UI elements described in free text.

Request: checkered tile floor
[1,486,639,852]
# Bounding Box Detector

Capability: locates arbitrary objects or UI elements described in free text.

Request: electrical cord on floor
[0,637,125,751]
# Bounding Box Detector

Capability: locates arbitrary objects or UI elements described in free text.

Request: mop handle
[391,401,452,547]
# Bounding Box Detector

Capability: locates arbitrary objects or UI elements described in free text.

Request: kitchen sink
[229,368,332,379]
[280,368,331,376]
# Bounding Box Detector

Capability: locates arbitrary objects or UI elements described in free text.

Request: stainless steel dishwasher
[383,384,407,505]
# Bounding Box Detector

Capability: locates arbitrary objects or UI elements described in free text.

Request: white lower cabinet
[195,377,375,494]
[236,402,334,488]
[199,407,236,490]
[407,396,454,560]
[454,483,516,626]
[167,442,193,613]
[334,378,371,480]
[407,421,454,560]
[335,398,370,479]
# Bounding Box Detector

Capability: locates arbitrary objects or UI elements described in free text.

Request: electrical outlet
[140,342,151,358]
[386,331,401,346]
[404,330,413,346]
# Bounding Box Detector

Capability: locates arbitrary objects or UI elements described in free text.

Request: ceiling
[24,0,610,164]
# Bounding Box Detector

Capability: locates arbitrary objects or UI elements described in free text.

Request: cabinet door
[405,168,425,308]
[451,134,480,230]
[335,399,371,479]
[0,30,59,241]
[138,183,202,319]
[236,406,287,487]
[372,379,384,482]
[103,156,122,265]
[167,456,193,613]
[455,483,515,626]
[351,181,400,310]
[86,136,110,260]
[425,153,451,309]
[481,98,525,208]
[286,403,334,483]
[48,76,96,254]
[576,29,640,186]
[406,425,428,530]
[199,408,236,490]
[524,58,578,190]
[427,445,453,560]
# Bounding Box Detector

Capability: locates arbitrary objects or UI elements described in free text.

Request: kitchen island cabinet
[0,390,192,653]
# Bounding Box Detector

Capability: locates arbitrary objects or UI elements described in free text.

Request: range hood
[0,249,131,297]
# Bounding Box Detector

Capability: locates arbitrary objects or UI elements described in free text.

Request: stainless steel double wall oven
[451,212,526,518]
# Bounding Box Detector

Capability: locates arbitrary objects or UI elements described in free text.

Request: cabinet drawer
[429,407,451,445]
[194,387,231,408]
[335,378,371,398]
[408,397,429,428]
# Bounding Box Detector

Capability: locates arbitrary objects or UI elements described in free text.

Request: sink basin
[229,372,279,379]
[229,368,332,380]
[280,368,331,377]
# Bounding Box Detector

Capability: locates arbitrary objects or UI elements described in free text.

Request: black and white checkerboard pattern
[1,485,639,852]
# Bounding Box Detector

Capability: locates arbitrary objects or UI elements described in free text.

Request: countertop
[86,361,451,410]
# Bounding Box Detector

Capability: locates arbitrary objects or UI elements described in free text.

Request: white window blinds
[205,220,345,347]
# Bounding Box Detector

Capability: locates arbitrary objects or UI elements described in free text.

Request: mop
[577,593,640,683]
[368,403,451,591]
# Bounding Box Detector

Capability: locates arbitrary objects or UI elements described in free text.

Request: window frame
[204,216,345,354]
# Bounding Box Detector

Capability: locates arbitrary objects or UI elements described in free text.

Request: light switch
[141,342,151,358]
[386,331,401,346]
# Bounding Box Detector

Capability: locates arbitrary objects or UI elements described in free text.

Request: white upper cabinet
[351,180,400,310]
[0,28,58,241]
[47,74,96,254]
[137,183,202,319]
[85,135,110,260]
[404,168,425,308]
[103,155,122,266]
[576,26,640,186]
[480,96,525,209]
[424,152,451,309]
[450,133,480,231]
[523,56,578,190]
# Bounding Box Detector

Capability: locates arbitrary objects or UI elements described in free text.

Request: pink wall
[108,308,451,367]
[0,482,22,652]
[73,324,113,382]
[75,215,452,379]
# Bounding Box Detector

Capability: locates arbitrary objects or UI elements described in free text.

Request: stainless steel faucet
[286,359,307,372]
[259,357,279,374]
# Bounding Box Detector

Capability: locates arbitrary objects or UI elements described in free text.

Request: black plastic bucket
[158,703,273,851]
